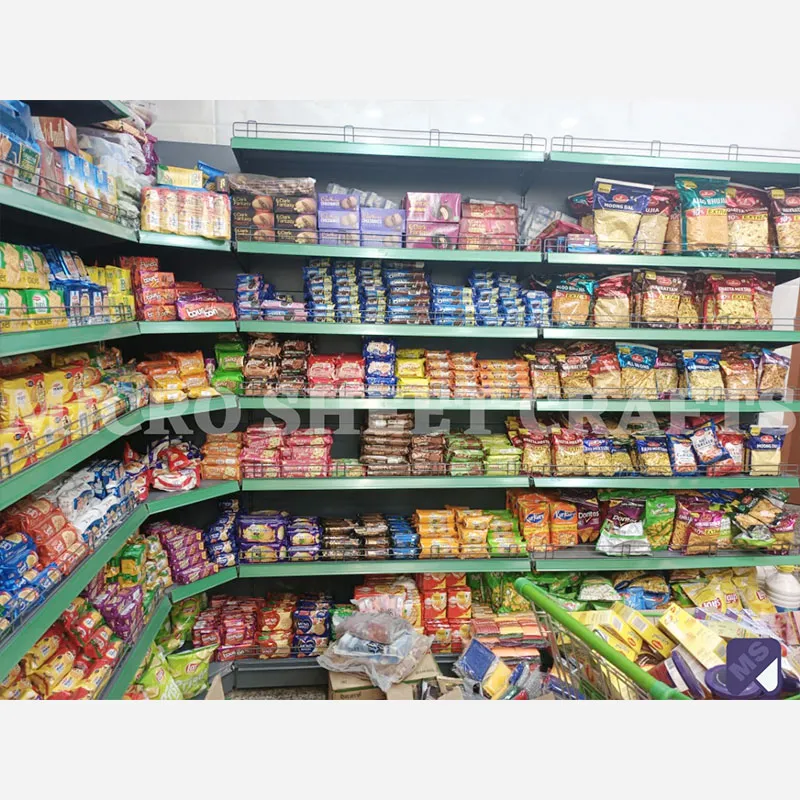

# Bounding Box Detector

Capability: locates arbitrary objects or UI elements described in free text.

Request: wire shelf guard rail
[550,136,800,166]
[232,122,548,153]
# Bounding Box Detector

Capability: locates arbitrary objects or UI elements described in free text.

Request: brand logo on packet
[699,189,716,198]
[786,195,800,207]
[613,194,629,203]
[725,638,782,698]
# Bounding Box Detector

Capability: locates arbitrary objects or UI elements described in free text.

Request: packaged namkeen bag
[705,273,756,329]
[592,178,653,252]
[726,184,770,255]
[634,187,676,254]
[758,349,789,399]
[593,273,630,327]
[551,273,595,327]
[675,173,730,253]
[746,425,787,477]
[682,349,724,401]
[769,186,800,254]
[662,187,683,254]
[633,269,686,328]
[567,190,594,232]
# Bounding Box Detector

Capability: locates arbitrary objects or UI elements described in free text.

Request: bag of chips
[769,186,800,254]
[634,187,675,254]
[675,173,730,254]
[727,184,770,255]
[592,178,653,252]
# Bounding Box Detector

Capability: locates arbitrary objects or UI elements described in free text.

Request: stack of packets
[359,412,412,477]
[385,262,430,323]
[317,193,360,247]
[145,520,218,586]
[479,359,531,398]
[358,262,388,322]
[413,507,525,559]
[304,261,335,323]
[395,348,429,398]
[404,192,462,250]
[82,261,135,323]
[324,183,403,247]
[240,422,284,479]
[101,527,173,622]
[242,335,281,395]
[192,595,259,661]
[469,271,525,326]
[0,345,148,478]
[281,427,333,479]
[235,511,323,563]
[140,183,230,240]
[468,605,546,663]
[321,517,361,561]
[203,500,239,569]
[387,515,421,559]
[458,201,519,252]
[136,350,218,403]
[128,256,176,322]
[0,596,126,700]
[410,434,446,476]
[233,273,303,321]
[307,353,365,397]
[354,514,392,560]
[351,576,423,633]
[418,573,473,655]
[200,432,242,482]
[279,339,311,396]
[364,338,396,398]
[429,283,475,326]
[210,339,245,395]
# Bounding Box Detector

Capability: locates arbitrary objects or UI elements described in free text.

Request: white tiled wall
[149,99,800,151]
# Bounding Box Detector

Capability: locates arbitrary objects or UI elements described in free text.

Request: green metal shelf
[236,240,542,263]
[0,185,139,241]
[535,398,800,413]
[238,557,529,579]
[239,320,538,338]
[170,568,239,602]
[532,550,800,573]
[137,231,231,250]
[533,476,800,489]
[138,321,238,334]
[0,322,139,358]
[0,410,143,512]
[541,326,800,344]
[146,481,240,514]
[243,476,530,491]
[238,396,533,411]
[101,595,172,699]
[545,252,800,271]
[232,136,546,164]
[137,395,239,421]
[0,505,148,683]
[548,150,800,176]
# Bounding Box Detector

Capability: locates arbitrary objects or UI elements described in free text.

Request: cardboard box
[328,653,440,700]
[33,117,79,156]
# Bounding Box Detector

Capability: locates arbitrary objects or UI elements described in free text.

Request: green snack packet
[211,368,243,395]
[139,661,184,700]
[644,494,676,550]
[165,645,218,699]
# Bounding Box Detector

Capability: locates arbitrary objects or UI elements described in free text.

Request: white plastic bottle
[765,566,800,611]
[756,565,777,589]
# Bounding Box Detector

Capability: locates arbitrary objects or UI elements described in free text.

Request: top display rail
[231,122,547,161]
[550,135,800,174]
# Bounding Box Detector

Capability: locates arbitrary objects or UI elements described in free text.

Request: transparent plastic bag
[335,612,412,644]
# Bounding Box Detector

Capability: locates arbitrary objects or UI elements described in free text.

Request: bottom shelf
[233,654,458,691]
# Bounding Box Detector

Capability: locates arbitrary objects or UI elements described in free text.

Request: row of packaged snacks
[560,176,800,256]
[506,484,797,555]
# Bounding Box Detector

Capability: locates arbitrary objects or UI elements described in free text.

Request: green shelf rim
[138,321,238,334]
[101,595,172,699]
[242,476,530,491]
[137,231,231,250]
[236,240,542,263]
[137,395,239,421]
[239,320,538,338]
[0,505,149,683]
[238,557,530,579]
[146,481,240,514]
[533,476,800,489]
[544,251,800,271]
[535,398,800,413]
[532,551,800,572]
[238,396,533,411]
[541,327,800,344]
[232,135,546,164]
[170,568,239,602]
[0,322,139,358]
[0,185,139,241]
[548,150,800,176]
[0,410,144,512]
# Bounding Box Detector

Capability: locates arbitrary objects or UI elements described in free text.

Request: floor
[227,686,327,700]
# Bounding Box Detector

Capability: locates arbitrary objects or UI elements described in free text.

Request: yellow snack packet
[658,603,726,669]
[681,580,726,613]
[733,574,777,614]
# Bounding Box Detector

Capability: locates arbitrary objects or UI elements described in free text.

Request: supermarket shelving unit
[3,124,800,694]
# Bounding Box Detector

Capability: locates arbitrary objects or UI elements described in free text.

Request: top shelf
[23,100,131,127]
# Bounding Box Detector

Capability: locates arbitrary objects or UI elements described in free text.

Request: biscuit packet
[726,184,770,255]
[592,178,653,252]
[675,173,730,254]
[768,186,800,254]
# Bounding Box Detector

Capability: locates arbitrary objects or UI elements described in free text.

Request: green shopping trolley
[514,577,689,700]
